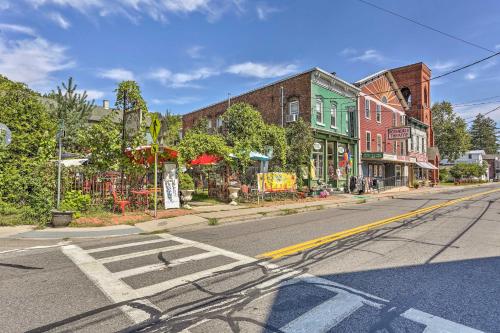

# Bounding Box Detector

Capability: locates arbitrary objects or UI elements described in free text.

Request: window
[216,116,223,128]
[393,112,397,126]
[401,87,412,108]
[330,103,337,128]
[376,134,382,152]
[207,118,212,128]
[345,112,349,133]
[422,138,426,152]
[313,142,324,180]
[289,101,299,115]
[400,115,405,125]
[315,98,324,125]
[366,131,372,151]
[400,140,405,156]
[468,154,472,159]
[424,87,428,108]
[393,141,397,154]
[365,99,370,119]
[376,104,382,123]
[381,96,388,104]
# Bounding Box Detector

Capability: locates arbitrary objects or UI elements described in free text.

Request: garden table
[131,189,149,210]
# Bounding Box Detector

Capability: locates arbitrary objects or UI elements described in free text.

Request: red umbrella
[125,146,178,166]
[190,154,221,165]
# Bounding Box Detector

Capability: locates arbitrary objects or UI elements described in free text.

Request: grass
[0,213,24,226]
[208,218,219,226]
[356,199,367,204]
[192,191,223,204]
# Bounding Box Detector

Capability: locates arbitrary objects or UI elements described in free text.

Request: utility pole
[56,120,64,209]
[228,93,231,108]
[120,91,127,195]
[280,86,284,127]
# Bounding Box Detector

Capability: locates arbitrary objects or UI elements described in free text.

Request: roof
[354,69,388,85]
[465,150,486,155]
[390,62,431,74]
[484,154,500,159]
[184,67,360,116]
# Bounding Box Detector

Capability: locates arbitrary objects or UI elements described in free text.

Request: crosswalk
[62,234,484,332]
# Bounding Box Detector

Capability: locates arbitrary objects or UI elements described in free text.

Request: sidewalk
[0,184,489,239]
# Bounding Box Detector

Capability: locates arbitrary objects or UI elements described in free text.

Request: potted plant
[52,190,91,227]
[179,172,195,209]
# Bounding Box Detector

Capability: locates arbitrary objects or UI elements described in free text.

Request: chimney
[103,99,109,109]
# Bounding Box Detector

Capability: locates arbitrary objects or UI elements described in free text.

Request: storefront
[311,131,358,190]
[361,152,415,187]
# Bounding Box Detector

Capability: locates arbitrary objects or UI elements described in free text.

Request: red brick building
[390,63,440,182]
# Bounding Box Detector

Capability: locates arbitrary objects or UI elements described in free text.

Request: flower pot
[228,187,240,206]
[181,189,194,209]
[51,210,73,228]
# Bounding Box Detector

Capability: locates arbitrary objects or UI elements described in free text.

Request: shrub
[178,172,195,191]
[60,190,91,218]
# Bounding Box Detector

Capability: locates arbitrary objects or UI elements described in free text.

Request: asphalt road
[1,184,499,333]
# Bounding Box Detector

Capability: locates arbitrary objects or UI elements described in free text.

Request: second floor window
[330,103,337,128]
[315,98,324,124]
[377,134,382,152]
[400,115,405,125]
[400,140,405,155]
[376,104,382,123]
[393,113,397,127]
[216,116,223,128]
[366,131,371,151]
[289,101,299,115]
[365,99,370,119]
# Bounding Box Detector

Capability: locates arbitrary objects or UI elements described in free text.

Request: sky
[0,0,499,124]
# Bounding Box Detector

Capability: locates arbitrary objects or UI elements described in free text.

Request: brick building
[390,63,440,182]
[182,68,360,190]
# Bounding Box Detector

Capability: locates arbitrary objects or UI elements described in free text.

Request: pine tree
[469,113,498,154]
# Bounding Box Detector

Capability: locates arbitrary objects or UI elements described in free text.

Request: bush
[178,172,195,190]
[60,190,91,218]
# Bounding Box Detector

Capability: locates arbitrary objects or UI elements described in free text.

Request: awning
[60,159,88,167]
[190,154,221,165]
[415,161,438,170]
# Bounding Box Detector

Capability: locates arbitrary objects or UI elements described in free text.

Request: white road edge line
[0,241,71,255]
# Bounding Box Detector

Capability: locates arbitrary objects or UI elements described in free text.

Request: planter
[181,189,194,209]
[228,187,240,206]
[51,210,73,228]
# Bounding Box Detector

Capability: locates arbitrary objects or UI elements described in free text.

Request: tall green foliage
[177,132,232,165]
[449,162,487,180]
[469,113,498,154]
[431,101,471,161]
[159,111,182,146]
[0,75,57,224]
[115,81,148,148]
[286,119,314,187]
[47,77,95,152]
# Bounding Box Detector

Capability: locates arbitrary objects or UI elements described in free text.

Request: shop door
[395,165,402,187]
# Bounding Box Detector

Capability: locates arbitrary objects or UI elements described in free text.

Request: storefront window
[327,142,335,181]
[312,141,324,180]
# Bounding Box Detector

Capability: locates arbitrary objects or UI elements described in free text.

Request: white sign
[338,146,345,154]
[163,163,180,209]
[313,142,322,151]
[388,126,411,140]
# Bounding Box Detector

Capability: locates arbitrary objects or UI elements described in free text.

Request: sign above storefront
[362,152,383,159]
[388,126,411,140]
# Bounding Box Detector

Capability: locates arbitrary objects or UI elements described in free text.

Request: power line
[465,105,500,124]
[356,0,495,53]
[452,94,500,106]
[454,100,500,108]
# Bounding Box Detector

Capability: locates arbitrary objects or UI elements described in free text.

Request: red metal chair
[111,190,130,215]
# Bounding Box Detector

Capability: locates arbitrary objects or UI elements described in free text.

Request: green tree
[158,111,182,146]
[286,119,314,187]
[177,131,232,166]
[263,124,287,169]
[469,113,498,154]
[191,117,211,134]
[47,77,95,152]
[431,101,471,161]
[0,75,57,224]
[115,81,148,148]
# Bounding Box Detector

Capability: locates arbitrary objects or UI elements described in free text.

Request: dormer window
[381,96,388,104]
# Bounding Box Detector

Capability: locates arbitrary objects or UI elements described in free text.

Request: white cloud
[339,48,357,56]
[0,34,74,89]
[186,45,203,59]
[0,0,10,10]
[149,67,219,87]
[226,62,298,79]
[0,23,37,36]
[495,44,500,50]
[48,12,71,29]
[465,72,477,80]
[351,49,385,63]
[431,60,457,72]
[256,3,279,20]
[76,89,105,100]
[24,0,241,22]
[98,68,135,81]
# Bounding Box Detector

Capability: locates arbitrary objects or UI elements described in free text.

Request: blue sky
[0,0,499,123]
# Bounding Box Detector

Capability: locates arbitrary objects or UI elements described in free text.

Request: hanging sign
[388,126,411,140]
[163,163,180,209]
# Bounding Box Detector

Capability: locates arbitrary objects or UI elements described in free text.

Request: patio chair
[111,190,130,215]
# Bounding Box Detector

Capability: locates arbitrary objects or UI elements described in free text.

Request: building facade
[182,68,360,190]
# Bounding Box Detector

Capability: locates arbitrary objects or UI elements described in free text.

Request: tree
[286,119,314,187]
[177,132,232,166]
[431,101,471,161]
[263,124,287,170]
[47,77,95,152]
[115,81,148,149]
[159,111,182,146]
[0,75,57,224]
[469,113,498,154]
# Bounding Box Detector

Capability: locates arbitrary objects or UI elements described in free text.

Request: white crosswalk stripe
[62,235,485,332]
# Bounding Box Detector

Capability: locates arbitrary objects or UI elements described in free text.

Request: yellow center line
[257,188,500,260]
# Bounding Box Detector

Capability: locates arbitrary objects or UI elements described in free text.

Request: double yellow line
[258,187,500,260]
